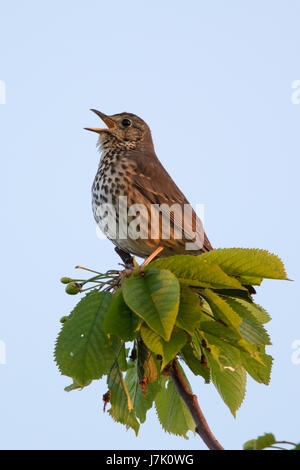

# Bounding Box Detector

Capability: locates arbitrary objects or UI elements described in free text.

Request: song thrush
[85,110,213,263]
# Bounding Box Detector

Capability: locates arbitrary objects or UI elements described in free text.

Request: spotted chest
[92,150,134,236]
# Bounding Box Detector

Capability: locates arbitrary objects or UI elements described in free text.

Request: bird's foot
[117,266,137,285]
[114,247,134,268]
[115,246,164,285]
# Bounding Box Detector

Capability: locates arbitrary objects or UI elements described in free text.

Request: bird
[85,109,213,265]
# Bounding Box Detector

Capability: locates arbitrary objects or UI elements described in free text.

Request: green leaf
[222,297,271,346]
[244,433,276,450]
[212,289,253,301]
[155,366,195,438]
[237,275,263,286]
[118,343,129,371]
[125,353,161,423]
[241,351,273,385]
[243,440,257,450]
[55,291,120,386]
[181,343,210,383]
[201,289,242,330]
[199,320,240,343]
[201,331,241,367]
[136,340,159,385]
[64,381,83,392]
[210,359,246,417]
[200,248,288,280]
[125,368,161,423]
[149,255,246,290]
[107,360,140,435]
[219,297,271,325]
[203,334,246,416]
[255,433,276,449]
[141,324,187,369]
[247,302,271,325]
[122,269,180,341]
[104,288,141,341]
[176,286,203,335]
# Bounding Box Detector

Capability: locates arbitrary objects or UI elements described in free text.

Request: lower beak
[84,109,116,134]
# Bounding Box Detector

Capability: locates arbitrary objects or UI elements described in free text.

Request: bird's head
[85,110,153,152]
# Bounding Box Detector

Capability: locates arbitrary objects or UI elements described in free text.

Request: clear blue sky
[1,0,299,450]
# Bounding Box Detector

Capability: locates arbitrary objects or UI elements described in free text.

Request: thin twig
[275,441,296,446]
[170,359,224,451]
[267,446,287,450]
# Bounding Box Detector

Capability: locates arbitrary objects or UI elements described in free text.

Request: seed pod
[65,282,81,295]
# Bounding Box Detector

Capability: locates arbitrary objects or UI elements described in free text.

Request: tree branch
[170,359,224,450]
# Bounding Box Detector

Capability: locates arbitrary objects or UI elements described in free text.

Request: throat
[97,134,137,156]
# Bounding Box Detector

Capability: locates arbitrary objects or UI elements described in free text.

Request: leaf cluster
[55,248,288,437]
[243,433,300,451]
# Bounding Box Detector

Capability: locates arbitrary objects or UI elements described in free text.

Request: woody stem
[170,359,224,451]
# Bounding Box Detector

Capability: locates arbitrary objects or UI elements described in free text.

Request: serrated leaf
[248,303,271,325]
[200,248,288,280]
[104,288,141,341]
[199,320,240,343]
[241,351,273,385]
[202,332,242,368]
[220,297,271,325]
[176,286,203,335]
[155,366,195,438]
[122,269,180,341]
[55,291,120,386]
[181,343,210,383]
[239,276,263,286]
[125,357,161,423]
[201,289,242,330]
[203,334,246,416]
[107,360,140,435]
[141,324,187,369]
[148,255,246,290]
[223,297,271,346]
[210,359,246,417]
[237,275,263,286]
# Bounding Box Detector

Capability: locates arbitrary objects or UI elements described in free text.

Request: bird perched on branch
[85,109,212,265]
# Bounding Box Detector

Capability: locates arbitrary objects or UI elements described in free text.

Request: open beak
[84,109,116,134]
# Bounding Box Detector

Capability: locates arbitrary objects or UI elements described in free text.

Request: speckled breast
[92,150,149,257]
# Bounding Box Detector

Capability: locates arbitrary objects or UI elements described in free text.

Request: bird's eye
[122,118,131,127]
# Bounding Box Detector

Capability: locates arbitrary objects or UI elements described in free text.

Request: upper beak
[84,109,116,134]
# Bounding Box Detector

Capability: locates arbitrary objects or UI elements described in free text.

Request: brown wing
[126,149,213,253]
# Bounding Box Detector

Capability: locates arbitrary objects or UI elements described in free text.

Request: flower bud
[60,277,72,284]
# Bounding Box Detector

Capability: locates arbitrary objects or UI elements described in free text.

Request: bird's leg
[114,247,134,269]
[115,246,163,282]
[140,247,164,274]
